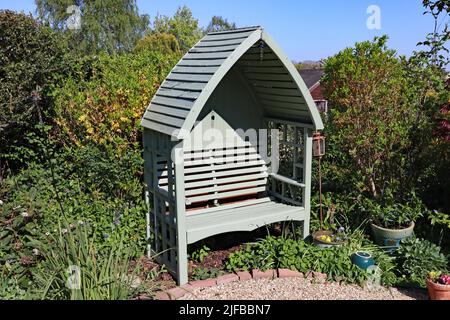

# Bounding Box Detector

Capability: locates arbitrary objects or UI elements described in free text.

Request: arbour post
[173,141,188,285]
[302,128,313,238]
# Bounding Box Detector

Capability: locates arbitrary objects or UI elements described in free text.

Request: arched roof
[141,26,324,139]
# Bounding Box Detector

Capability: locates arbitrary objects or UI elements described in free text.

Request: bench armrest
[270,173,305,188]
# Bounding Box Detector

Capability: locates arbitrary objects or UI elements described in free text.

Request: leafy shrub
[190,245,211,263]
[395,237,449,287]
[52,49,180,150]
[225,234,397,286]
[0,10,73,177]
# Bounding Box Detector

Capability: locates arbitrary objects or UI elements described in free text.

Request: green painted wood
[202,30,255,41]
[172,66,220,74]
[261,31,324,130]
[151,96,195,109]
[166,73,211,82]
[173,142,188,285]
[157,88,200,100]
[195,38,244,47]
[177,58,226,66]
[189,44,240,53]
[302,129,313,238]
[186,201,306,244]
[143,111,184,128]
[161,80,207,91]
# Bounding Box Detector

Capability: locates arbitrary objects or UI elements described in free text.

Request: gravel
[181,277,428,300]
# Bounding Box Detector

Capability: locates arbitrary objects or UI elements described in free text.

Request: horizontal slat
[244,47,275,55]
[187,186,266,203]
[260,99,308,110]
[148,104,190,118]
[270,173,305,188]
[243,67,286,74]
[166,73,212,82]
[184,153,262,167]
[172,66,220,74]
[161,165,267,184]
[183,51,232,60]
[161,80,207,91]
[256,93,305,104]
[254,87,302,96]
[190,44,239,53]
[184,147,258,160]
[157,88,200,100]
[177,58,226,66]
[183,159,266,174]
[143,111,184,128]
[249,80,297,89]
[246,73,293,82]
[141,118,179,136]
[202,30,255,41]
[239,53,279,60]
[196,38,244,47]
[263,106,311,117]
[152,96,195,109]
[185,179,267,196]
[188,197,271,215]
[236,60,283,67]
[186,173,268,189]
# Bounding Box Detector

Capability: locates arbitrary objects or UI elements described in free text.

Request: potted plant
[364,191,423,247]
[427,271,450,300]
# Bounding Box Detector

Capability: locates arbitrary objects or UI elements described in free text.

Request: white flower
[32,248,39,256]
[45,232,50,236]
[62,228,68,234]
[69,223,75,229]
[21,212,29,218]
[0,200,3,205]
[78,220,84,225]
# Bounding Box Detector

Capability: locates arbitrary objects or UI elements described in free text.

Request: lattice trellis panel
[143,130,179,274]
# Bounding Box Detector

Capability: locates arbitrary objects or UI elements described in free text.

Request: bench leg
[303,217,310,239]
[177,237,189,286]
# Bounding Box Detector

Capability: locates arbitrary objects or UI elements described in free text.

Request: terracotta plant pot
[370,222,415,248]
[427,277,450,300]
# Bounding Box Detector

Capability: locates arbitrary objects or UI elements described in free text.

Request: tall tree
[36,0,149,54]
[205,16,237,33]
[153,6,202,52]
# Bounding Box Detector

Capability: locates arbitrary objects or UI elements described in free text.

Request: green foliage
[31,222,138,300]
[359,190,424,229]
[134,33,180,54]
[321,36,418,198]
[205,16,237,33]
[226,234,398,286]
[153,6,203,52]
[190,245,211,263]
[0,10,73,177]
[395,237,449,287]
[52,49,181,149]
[191,267,223,281]
[36,0,149,55]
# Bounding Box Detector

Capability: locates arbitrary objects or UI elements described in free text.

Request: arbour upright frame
[141,26,324,285]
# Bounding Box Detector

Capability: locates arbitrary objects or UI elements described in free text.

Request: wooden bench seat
[185,197,306,243]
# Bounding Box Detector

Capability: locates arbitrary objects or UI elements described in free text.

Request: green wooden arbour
[141,26,324,285]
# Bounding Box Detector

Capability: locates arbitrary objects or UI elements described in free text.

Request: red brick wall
[310,84,325,100]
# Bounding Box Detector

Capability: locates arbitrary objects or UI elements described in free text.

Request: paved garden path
[180,277,428,300]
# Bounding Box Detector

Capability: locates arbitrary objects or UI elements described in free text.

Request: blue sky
[0,0,443,62]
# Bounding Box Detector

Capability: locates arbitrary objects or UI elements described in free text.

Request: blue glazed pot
[351,251,375,270]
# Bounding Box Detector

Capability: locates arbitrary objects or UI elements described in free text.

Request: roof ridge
[207,26,262,35]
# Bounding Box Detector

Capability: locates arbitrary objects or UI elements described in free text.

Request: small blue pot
[351,251,375,270]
